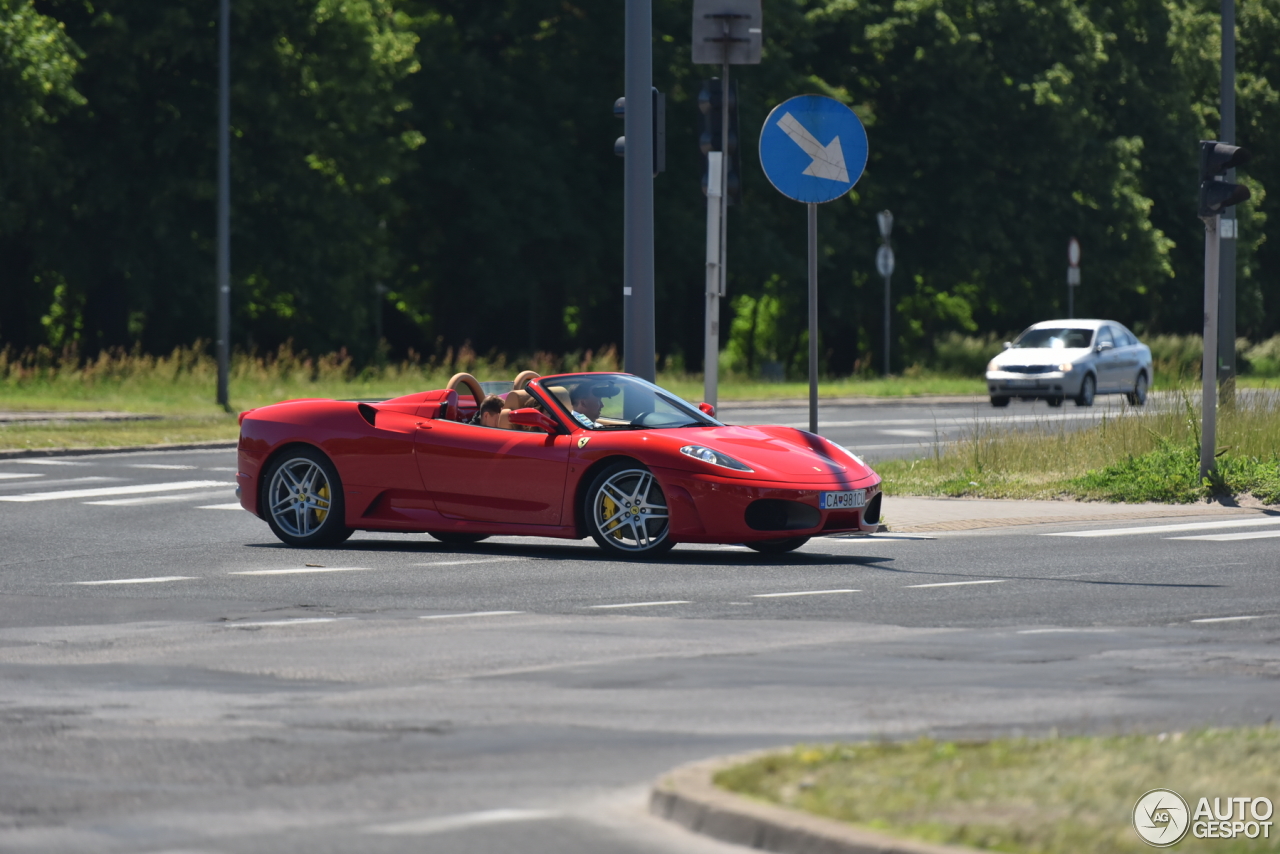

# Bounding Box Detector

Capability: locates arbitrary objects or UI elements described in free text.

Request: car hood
[640,424,876,482]
[990,347,1089,367]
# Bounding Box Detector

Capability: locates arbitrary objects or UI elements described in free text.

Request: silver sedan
[985,319,1153,407]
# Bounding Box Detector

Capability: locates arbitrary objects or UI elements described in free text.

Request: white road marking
[1190,615,1266,624]
[1017,628,1116,634]
[0,476,117,490]
[231,617,348,627]
[365,808,558,836]
[413,559,515,568]
[0,458,88,465]
[204,466,238,472]
[74,576,197,585]
[1047,517,1280,538]
[0,472,42,480]
[1170,530,1280,542]
[906,579,1006,589]
[230,567,369,576]
[0,480,227,502]
[198,502,245,510]
[752,589,859,598]
[879,428,936,437]
[419,611,523,620]
[828,533,937,541]
[86,490,232,507]
[128,463,198,470]
[589,600,691,609]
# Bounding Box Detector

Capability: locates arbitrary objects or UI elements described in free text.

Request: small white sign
[876,245,895,277]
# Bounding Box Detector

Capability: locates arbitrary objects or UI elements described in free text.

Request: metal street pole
[623,0,655,381]
[1201,216,1220,480]
[216,0,231,410]
[703,151,723,407]
[876,210,893,377]
[1218,0,1237,402]
[882,269,891,376]
[808,203,818,434]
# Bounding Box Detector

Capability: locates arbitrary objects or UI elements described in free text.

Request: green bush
[929,332,1007,377]
[1242,335,1280,377]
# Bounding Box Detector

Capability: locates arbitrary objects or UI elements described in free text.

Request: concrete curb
[650,752,982,854]
[0,441,237,459]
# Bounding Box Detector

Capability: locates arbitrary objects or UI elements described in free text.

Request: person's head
[570,384,603,422]
[479,394,504,429]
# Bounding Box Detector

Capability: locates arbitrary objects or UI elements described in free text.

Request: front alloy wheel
[263,448,353,547]
[585,464,674,557]
[1127,372,1149,406]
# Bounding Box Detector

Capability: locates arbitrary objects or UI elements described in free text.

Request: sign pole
[808,203,818,434]
[216,0,231,410]
[1200,216,1220,480]
[1067,237,1081,320]
[703,152,723,408]
[623,0,655,381]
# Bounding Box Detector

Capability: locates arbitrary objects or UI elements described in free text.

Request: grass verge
[715,729,1280,853]
[877,391,1280,504]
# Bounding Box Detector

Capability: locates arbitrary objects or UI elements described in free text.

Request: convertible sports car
[235,371,883,557]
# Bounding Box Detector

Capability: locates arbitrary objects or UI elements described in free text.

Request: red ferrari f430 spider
[235,371,882,557]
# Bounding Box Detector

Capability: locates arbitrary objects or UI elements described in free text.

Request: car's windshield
[1013,327,1094,349]
[535,373,722,430]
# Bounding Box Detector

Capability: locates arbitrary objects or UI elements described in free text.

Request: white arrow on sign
[776,112,849,183]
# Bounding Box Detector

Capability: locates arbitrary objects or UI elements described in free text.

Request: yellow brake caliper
[315,484,329,523]
[602,494,621,538]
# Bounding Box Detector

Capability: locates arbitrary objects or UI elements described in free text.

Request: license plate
[820,490,865,510]
[1003,379,1036,389]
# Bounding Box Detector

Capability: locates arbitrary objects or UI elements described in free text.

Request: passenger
[569,384,604,429]
[470,394,505,429]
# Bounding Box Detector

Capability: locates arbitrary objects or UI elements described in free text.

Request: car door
[1093,326,1122,391]
[414,420,571,525]
[1112,325,1140,386]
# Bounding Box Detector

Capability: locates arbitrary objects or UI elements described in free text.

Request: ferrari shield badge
[577,436,591,449]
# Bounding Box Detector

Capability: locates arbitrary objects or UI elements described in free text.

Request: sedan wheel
[585,464,674,558]
[263,448,353,547]
[1074,374,1096,407]
[1127,372,1149,406]
[989,396,1010,408]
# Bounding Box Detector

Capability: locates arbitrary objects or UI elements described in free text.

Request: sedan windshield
[536,373,722,430]
[1013,327,1093,349]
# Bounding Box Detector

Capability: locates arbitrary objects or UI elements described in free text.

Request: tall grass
[879,390,1280,503]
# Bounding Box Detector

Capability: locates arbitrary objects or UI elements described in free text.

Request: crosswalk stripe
[0,480,226,502]
[753,589,858,598]
[86,490,232,507]
[906,579,1005,588]
[1169,530,1280,542]
[0,472,42,480]
[229,567,369,576]
[198,503,244,510]
[1046,517,1280,538]
[74,576,197,585]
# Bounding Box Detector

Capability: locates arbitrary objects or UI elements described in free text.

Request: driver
[569,385,603,428]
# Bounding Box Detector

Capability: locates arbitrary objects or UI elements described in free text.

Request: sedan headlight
[1058,362,1074,372]
[679,445,753,472]
[986,359,998,373]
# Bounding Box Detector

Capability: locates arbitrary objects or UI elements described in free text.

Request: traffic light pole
[623,0,655,381]
[703,152,723,408]
[1200,215,1220,480]
[808,203,818,434]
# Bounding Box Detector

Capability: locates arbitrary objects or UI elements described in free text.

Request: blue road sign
[759,95,868,204]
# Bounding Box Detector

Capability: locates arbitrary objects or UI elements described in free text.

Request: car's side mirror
[1003,342,1013,350]
[698,402,715,417]
[1095,342,1113,353]
[507,408,559,433]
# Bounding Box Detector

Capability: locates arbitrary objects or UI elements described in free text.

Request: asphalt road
[1,438,1277,854]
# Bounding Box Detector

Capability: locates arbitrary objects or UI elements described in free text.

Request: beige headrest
[503,389,535,410]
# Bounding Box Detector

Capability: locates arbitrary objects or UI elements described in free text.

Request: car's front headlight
[679,445,753,472]
[986,360,998,373]
[1058,362,1074,372]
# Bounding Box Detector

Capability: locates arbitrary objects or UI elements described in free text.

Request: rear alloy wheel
[428,532,490,545]
[262,447,353,547]
[585,463,674,558]
[1127,372,1149,406]
[1074,374,1096,407]
[990,396,1010,408]
[745,537,810,554]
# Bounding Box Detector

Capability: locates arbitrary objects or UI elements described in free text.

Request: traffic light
[613,88,666,177]
[698,78,741,205]
[1198,140,1251,218]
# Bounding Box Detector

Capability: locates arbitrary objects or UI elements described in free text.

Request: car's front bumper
[651,466,883,543]
[985,370,1082,398]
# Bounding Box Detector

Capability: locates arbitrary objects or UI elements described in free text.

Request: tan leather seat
[498,389,537,430]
